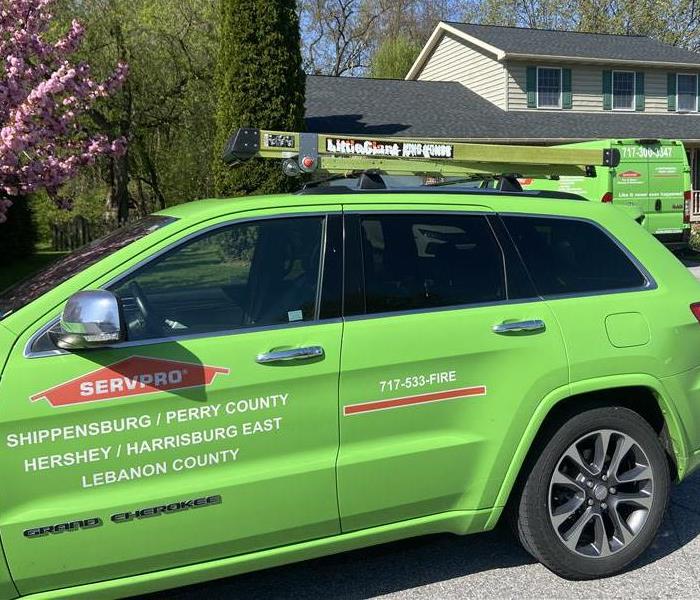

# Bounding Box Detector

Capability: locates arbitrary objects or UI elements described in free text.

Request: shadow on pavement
[144,523,532,599]
[141,471,700,599]
[673,247,700,268]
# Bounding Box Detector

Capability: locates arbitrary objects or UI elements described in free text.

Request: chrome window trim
[343,295,544,323]
[498,212,658,299]
[342,208,493,216]
[24,210,338,359]
[26,316,344,359]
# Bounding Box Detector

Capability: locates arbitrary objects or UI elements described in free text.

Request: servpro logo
[30,356,230,407]
[618,171,642,179]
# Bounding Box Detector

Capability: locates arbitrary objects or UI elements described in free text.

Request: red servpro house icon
[30,356,230,407]
[618,171,642,179]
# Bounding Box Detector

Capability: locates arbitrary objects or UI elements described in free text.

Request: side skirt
[26,509,493,600]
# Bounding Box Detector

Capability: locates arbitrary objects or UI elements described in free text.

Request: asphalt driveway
[145,471,700,599]
[143,252,700,600]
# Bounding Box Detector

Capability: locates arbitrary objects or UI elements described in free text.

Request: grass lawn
[0,247,68,292]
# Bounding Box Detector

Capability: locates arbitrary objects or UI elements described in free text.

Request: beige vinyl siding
[417,32,506,108]
[645,70,668,112]
[508,61,700,113]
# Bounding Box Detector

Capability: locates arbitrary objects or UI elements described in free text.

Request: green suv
[0,188,699,598]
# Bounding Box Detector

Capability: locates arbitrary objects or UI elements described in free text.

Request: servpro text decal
[30,356,230,407]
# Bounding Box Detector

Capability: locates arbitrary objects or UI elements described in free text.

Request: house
[304,22,700,188]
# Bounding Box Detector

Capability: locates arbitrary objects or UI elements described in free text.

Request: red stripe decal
[344,386,486,416]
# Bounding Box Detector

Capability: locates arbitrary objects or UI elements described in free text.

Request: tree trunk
[111,149,130,224]
[135,136,167,210]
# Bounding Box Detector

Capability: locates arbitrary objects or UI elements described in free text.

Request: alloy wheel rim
[548,428,654,558]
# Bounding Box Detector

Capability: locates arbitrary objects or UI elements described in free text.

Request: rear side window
[357,213,506,315]
[503,215,647,297]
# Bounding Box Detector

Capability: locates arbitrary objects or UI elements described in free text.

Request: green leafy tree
[52,0,219,224]
[370,35,422,78]
[213,0,305,196]
[459,0,700,50]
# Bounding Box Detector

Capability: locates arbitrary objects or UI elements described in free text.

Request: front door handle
[256,346,325,364]
[492,319,546,334]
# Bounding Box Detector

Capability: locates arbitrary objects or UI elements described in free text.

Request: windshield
[0,216,177,320]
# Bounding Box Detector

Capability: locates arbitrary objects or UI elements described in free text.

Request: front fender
[0,323,20,599]
[484,374,689,530]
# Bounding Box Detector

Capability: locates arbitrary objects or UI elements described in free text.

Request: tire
[515,406,670,579]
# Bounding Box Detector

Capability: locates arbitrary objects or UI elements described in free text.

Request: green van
[519,139,691,246]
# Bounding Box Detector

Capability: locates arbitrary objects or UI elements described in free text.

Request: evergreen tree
[370,35,422,79]
[213,0,305,196]
[0,199,35,263]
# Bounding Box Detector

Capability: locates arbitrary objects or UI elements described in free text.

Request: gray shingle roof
[446,22,700,66]
[305,75,700,142]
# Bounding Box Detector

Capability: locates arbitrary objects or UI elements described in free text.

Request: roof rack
[223,128,620,181]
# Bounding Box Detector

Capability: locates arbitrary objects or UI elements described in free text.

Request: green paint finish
[562,68,572,109]
[605,312,650,348]
[603,70,613,110]
[519,139,691,241]
[668,73,677,111]
[526,66,537,108]
[635,72,645,111]
[0,191,700,597]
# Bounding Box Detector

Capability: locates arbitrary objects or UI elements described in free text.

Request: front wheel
[515,406,670,579]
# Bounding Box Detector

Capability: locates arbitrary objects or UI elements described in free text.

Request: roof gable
[450,22,700,65]
[407,21,700,79]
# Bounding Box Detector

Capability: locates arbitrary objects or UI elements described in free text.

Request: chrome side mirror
[50,290,124,350]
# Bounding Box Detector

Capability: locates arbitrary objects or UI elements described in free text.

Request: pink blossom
[0,0,127,222]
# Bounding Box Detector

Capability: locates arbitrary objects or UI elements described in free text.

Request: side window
[358,213,506,315]
[537,67,562,108]
[110,216,324,341]
[503,215,647,297]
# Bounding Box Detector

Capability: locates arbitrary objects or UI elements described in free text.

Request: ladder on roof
[222,128,620,179]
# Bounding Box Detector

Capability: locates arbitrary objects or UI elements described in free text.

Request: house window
[677,74,698,112]
[537,67,562,108]
[612,71,635,110]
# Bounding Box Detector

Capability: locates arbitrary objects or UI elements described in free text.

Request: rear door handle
[256,346,324,364]
[492,320,546,334]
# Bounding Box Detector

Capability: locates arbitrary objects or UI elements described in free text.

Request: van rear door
[646,142,688,236]
[615,140,687,237]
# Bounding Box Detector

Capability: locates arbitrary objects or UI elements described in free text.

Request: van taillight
[684,190,692,224]
[690,303,700,323]
[602,192,613,203]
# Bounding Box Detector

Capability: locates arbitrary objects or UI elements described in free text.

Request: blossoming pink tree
[0,0,128,223]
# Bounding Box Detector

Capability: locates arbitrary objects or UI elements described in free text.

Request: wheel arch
[485,374,689,530]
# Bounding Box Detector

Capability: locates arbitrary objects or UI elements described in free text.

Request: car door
[0,210,343,594]
[336,204,568,531]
